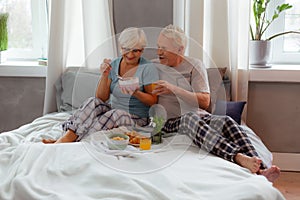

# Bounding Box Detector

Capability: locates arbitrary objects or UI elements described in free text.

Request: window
[284,0,300,52]
[0,0,48,61]
[267,0,300,64]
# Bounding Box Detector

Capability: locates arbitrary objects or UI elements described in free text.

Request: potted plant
[0,13,8,63]
[149,116,166,144]
[249,0,300,66]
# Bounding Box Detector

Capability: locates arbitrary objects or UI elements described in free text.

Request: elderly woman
[43,27,158,143]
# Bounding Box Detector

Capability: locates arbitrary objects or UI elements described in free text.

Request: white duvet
[0,112,285,200]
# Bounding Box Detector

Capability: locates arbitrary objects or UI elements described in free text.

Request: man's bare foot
[258,165,281,183]
[42,139,57,144]
[234,153,262,173]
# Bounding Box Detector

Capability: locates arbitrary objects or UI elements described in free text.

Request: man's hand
[152,80,176,95]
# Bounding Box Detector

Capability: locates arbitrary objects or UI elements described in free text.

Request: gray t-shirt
[155,57,210,119]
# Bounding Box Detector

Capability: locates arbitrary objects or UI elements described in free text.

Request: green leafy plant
[0,13,8,51]
[250,0,300,41]
[149,116,165,144]
[149,116,165,134]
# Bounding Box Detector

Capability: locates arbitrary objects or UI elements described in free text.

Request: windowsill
[0,61,47,77]
[0,62,299,81]
[249,64,300,83]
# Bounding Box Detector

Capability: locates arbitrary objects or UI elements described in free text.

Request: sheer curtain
[227,0,251,121]
[184,0,250,121]
[43,0,115,114]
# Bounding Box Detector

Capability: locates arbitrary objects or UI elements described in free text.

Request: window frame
[5,0,48,61]
[267,0,300,64]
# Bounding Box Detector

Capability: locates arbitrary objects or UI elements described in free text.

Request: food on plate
[130,137,140,144]
[125,131,141,144]
[112,136,125,141]
[107,133,129,150]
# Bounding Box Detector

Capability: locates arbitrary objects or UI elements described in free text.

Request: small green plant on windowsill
[0,13,8,51]
[250,0,300,41]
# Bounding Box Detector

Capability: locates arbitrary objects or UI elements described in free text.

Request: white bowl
[118,77,139,91]
[106,133,129,150]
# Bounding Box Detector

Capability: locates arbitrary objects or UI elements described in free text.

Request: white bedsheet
[0,112,285,200]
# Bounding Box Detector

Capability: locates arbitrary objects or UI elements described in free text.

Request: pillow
[240,125,272,168]
[55,67,229,112]
[206,67,228,112]
[55,67,101,112]
[213,100,246,124]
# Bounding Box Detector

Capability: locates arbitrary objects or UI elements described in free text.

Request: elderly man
[153,24,280,182]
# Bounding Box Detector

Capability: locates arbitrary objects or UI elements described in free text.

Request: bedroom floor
[273,171,300,200]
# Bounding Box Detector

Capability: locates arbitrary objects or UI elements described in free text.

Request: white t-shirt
[155,57,210,119]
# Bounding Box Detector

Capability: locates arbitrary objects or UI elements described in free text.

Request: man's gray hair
[160,24,187,50]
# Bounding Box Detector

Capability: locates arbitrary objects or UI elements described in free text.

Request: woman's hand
[152,80,176,95]
[120,85,139,95]
[100,58,112,76]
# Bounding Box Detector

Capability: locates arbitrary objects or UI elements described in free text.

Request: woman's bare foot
[42,139,57,144]
[54,130,78,143]
[42,130,78,144]
[258,165,281,183]
[234,153,262,173]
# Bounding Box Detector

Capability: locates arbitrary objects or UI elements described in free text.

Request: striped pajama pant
[162,112,266,169]
[62,97,148,141]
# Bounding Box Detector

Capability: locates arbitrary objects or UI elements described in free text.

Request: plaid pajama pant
[62,97,148,141]
[162,112,266,169]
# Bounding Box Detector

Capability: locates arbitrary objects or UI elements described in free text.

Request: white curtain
[184,0,250,121]
[227,0,251,121]
[43,0,115,114]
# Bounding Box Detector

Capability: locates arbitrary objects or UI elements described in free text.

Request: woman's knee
[108,109,132,123]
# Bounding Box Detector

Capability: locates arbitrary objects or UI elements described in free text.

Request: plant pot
[249,40,271,67]
[151,131,162,144]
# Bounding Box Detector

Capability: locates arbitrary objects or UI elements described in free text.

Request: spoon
[116,74,124,80]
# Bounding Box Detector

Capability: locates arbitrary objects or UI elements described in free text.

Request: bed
[0,67,285,200]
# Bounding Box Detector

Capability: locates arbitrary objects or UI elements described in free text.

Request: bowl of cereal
[118,77,139,91]
[106,133,129,150]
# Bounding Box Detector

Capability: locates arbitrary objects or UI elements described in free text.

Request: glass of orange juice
[139,132,151,150]
[151,83,158,91]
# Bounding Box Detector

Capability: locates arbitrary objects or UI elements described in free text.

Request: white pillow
[241,125,273,168]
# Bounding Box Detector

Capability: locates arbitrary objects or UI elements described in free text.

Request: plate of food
[125,131,141,147]
[106,133,129,150]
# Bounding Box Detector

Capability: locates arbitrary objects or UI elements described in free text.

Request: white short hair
[118,27,147,49]
[160,24,187,50]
